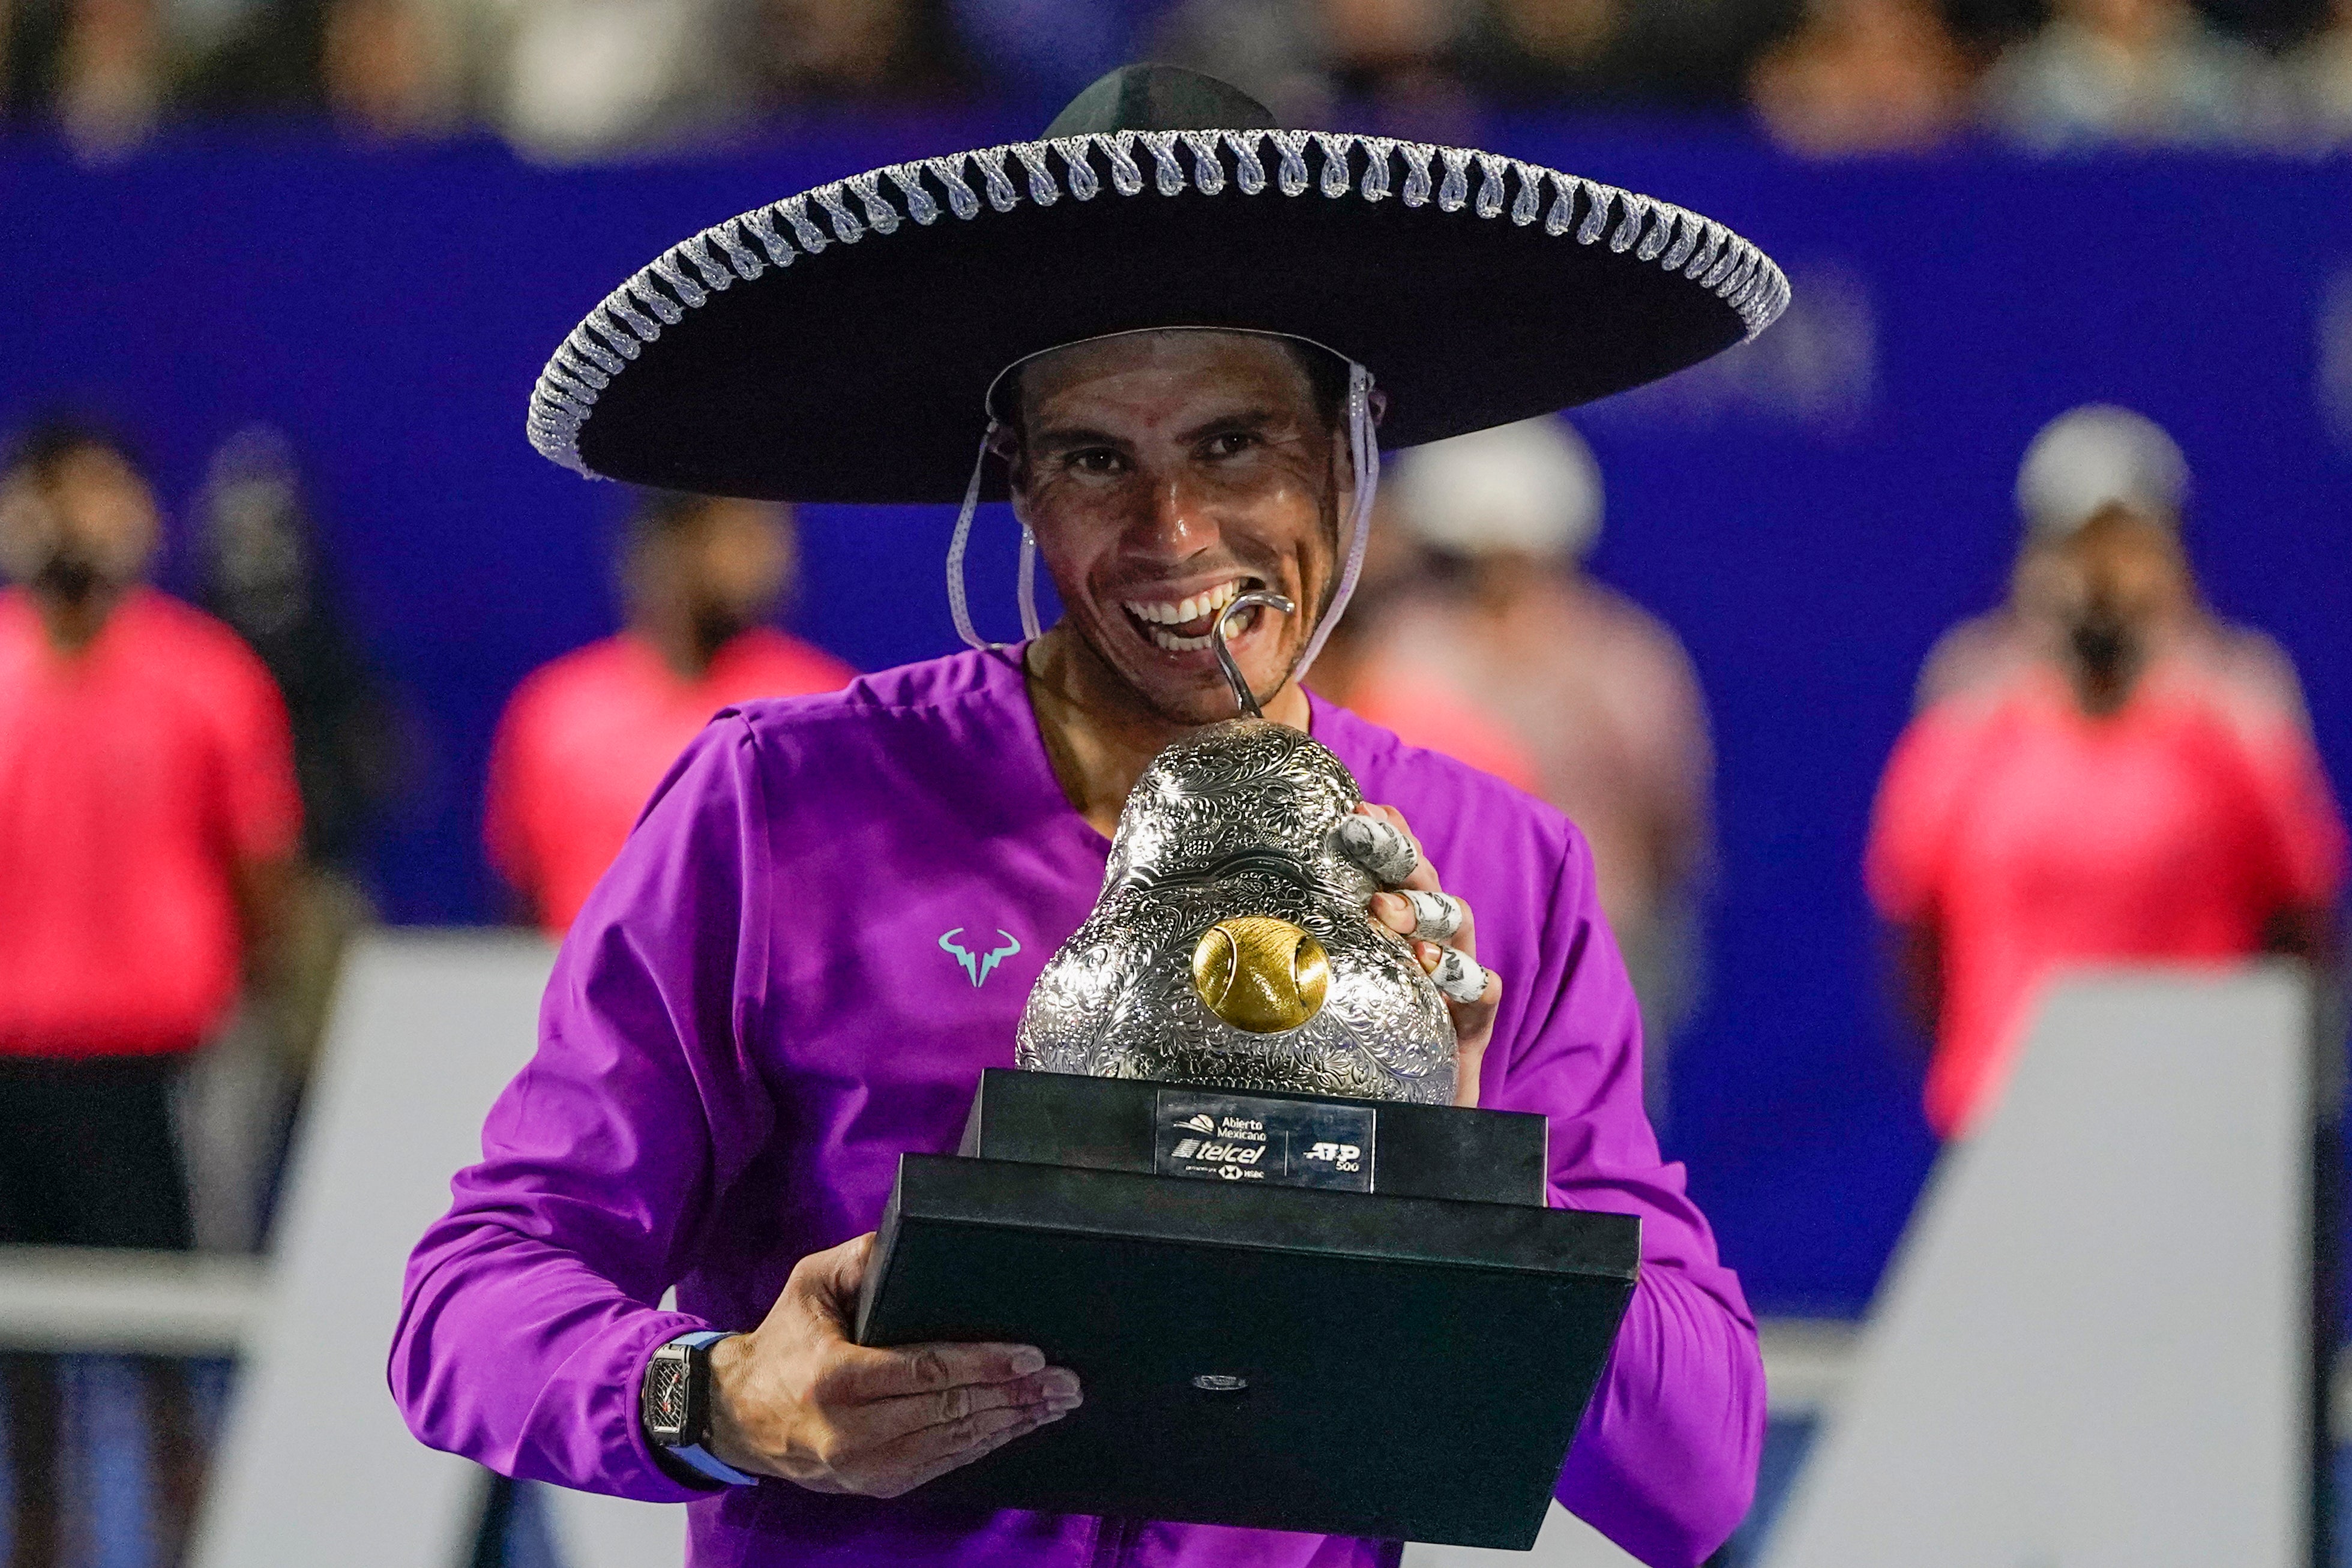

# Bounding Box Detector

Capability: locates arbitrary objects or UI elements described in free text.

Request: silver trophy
[1016,592,1458,1104]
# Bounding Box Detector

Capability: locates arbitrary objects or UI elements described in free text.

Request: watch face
[645,1354,691,1438]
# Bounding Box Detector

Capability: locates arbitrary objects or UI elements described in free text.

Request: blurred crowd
[0,385,2344,1562]
[5,0,2352,161]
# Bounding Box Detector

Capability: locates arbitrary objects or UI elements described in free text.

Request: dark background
[10,124,2350,1314]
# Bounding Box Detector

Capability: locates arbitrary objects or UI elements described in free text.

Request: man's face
[0,445,160,604]
[634,499,795,653]
[1009,331,1346,726]
[685,499,795,626]
[2017,502,2191,701]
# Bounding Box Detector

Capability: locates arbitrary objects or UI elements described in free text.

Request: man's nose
[1128,467,1220,559]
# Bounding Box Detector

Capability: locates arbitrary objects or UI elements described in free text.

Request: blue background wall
[9,125,2350,1314]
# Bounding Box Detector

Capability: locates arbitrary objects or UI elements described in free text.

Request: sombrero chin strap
[1292,360,1379,681]
[946,418,1044,654]
[945,359,1380,667]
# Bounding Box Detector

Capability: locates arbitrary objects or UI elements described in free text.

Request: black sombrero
[527,65,1788,505]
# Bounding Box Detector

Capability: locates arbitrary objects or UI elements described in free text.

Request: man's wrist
[640,1330,760,1488]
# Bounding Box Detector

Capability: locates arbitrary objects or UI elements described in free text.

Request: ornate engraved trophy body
[1015,712,1457,1104]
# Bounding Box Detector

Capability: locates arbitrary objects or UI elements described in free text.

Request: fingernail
[1038,1369,1081,1399]
[1008,1347,1045,1375]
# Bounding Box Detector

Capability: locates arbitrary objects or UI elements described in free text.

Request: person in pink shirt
[485,490,854,933]
[1868,405,2345,1139]
[1356,418,1716,1117]
[0,421,301,1567]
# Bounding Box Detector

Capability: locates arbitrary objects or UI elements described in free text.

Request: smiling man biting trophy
[394,63,1785,1568]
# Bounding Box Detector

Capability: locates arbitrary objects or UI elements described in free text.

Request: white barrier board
[1762,967,2313,1568]
[193,934,557,1568]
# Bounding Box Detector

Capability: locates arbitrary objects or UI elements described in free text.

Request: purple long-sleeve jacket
[392,648,1762,1567]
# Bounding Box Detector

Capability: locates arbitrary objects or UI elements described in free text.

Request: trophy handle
[1212,590,1296,719]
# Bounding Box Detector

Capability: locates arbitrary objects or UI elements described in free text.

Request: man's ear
[987,423,1026,493]
[1367,388,1391,430]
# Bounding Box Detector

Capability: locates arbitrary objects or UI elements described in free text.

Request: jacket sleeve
[1487,830,1764,1568]
[389,715,778,1499]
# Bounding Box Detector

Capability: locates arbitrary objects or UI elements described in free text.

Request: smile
[1119,577,1260,652]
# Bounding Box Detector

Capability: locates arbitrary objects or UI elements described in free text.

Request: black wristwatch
[640,1331,759,1486]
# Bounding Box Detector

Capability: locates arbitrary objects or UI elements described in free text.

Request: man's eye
[1068,449,1124,476]
[1205,432,1259,458]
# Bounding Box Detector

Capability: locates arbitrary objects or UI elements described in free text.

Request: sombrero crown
[528,65,1788,505]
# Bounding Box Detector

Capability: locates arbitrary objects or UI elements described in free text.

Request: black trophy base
[854,1080,1639,1549]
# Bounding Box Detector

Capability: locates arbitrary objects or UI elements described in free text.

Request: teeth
[1146,625,1214,652]
[1122,578,1245,630]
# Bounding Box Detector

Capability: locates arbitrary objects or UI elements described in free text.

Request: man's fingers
[1334,810,1419,887]
[830,1366,1081,1449]
[1398,889,1464,942]
[852,1395,1074,1495]
[1423,943,1493,1006]
[816,1339,1048,1405]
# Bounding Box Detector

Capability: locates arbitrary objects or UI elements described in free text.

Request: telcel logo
[1171,1139,1266,1165]
[1305,1141,1363,1164]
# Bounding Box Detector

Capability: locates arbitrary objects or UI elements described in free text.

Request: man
[0,422,301,1566]
[1868,405,2344,1140]
[1367,416,1715,1120]
[397,64,1788,1567]
[484,489,852,934]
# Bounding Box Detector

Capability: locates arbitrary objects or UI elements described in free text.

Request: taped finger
[1401,890,1464,942]
[1428,946,1493,1006]
[1334,815,1419,886]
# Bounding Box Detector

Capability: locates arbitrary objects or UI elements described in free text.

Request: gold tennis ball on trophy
[1191,916,1331,1034]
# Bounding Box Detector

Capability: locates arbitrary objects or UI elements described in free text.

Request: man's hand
[706,1234,1081,1497]
[1337,803,1502,1108]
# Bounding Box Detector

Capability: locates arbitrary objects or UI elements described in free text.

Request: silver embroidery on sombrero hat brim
[527,128,1788,484]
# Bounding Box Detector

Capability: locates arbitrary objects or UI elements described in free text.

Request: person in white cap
[1868,404,2344,1140]
[1335,416,1715,1122]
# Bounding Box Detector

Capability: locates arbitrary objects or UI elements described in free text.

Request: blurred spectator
[1155,0,1482,136]
[1464,0,1779,107]
[0,421,299,1565]
[1749,0,1973,154]
[483,0,747,158]
[318,0,465,134]
[2282,0,2352,140]
[1868,405,2346,1140]
[1458,0,1653,104]
[190,427,407,1246]
[1358,417,1716,1116]
[483,0,965,160]
[197,427,405,882]
[1980,0,2285,147]
[1306,495,1542,796]
[750,0,965,106]
[1,0,170,155]
[486,491,852,936]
